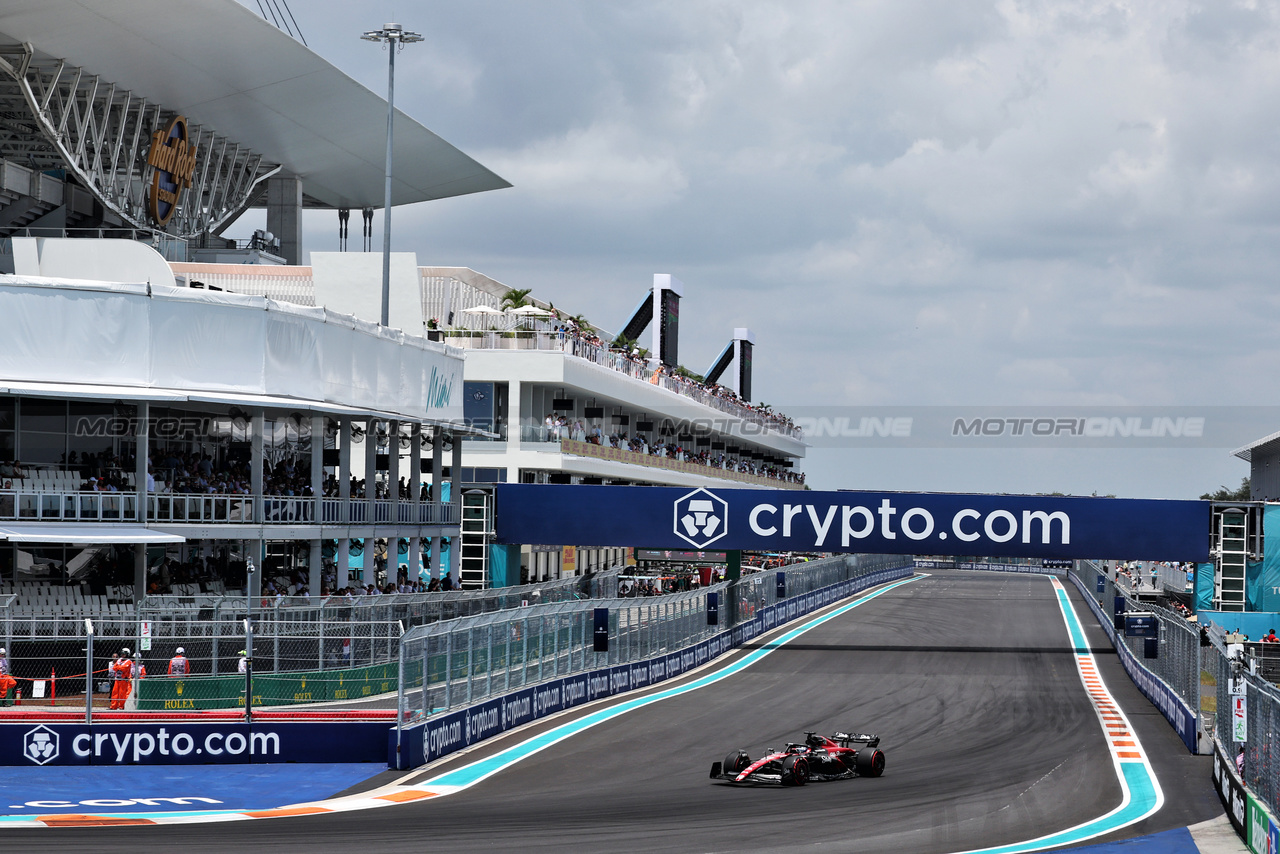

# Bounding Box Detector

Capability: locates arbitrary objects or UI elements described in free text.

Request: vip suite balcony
[0,488,459,527]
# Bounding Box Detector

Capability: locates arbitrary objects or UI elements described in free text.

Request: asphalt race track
[10,570,1226,853]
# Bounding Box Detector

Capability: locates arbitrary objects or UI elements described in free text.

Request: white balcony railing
[0,490,458,527]
[0,490,138,522]
[447,330,803,440]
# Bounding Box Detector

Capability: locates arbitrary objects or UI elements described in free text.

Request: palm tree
[500,288,533,310]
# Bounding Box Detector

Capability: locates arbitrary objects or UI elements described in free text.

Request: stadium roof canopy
[0,0,510,210]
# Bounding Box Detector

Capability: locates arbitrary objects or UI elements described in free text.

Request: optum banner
[494,485,1211,561]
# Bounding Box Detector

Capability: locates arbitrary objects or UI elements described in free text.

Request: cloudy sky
[230,0,1280,499]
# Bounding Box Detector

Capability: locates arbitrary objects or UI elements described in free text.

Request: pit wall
[391,563,914,770]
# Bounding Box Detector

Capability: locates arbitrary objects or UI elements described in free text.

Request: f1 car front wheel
[724,751,751,776]
[855,748,885,777]
[781,755,809,786]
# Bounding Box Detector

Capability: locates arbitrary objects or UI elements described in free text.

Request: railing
[170,262,314,304]
[0,615,403,708]
[4,227,189,262]
[447,330,803,440]
[0,490,138,522]
[0,572,625,711]
[152,493,254,524]
[398,554,908,723]
[552,437,805,488]
[0,490,458,527]
[1076,560,1202,715]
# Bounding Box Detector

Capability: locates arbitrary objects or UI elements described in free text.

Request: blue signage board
[493,485,1211,561]
[593,608,609,652]
[1124,613,1160,638]
[2,721,390,767]
[707,591,719,625]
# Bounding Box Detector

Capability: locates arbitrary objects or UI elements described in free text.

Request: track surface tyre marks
[4,571,1226,853]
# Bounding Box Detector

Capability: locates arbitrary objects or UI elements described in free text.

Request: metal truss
[0,43,280,237]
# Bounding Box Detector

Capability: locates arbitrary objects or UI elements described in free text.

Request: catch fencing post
[395,637,406,767]
[466,628,474,705]
[485,623,493,700]
[725,550,742,627]
[84,618,94,725]
[443,630,453,712]
[504,621,512,693]
[212,602,220,676]
[244,617,254,724]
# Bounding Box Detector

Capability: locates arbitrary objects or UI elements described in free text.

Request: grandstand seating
[0,582,122,615]
[7,472,112,490]
[0,471,170,492]
[0,580,228,617]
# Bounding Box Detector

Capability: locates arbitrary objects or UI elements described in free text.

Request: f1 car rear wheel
[854,748,885,777]
[781,755,809,786]
[723,751,751,776]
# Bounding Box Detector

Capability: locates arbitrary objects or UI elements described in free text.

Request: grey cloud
[232,0,1280,497]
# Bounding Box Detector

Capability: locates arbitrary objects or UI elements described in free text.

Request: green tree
[500,288,533,310]
[1200,477,1251,501]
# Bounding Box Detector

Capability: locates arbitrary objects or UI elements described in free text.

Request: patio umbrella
[460,304,508,329]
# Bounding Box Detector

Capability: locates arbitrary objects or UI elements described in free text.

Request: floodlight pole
[362,23,424,328]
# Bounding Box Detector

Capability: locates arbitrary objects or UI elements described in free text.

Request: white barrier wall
[0,275,462,424]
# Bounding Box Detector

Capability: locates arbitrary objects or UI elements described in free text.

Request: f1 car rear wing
[833,731,880,747]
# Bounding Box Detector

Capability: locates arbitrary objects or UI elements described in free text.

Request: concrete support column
[311,415,324,523]
[337,538,350,591]
[248,539,263,598]
[409,536,421,581]
[364,418,377,524]
[250,411,265,524]
[308,538,322,597]
[135,400,149,523]
[410,424,422,517]
[265,173,304,266]
[133,542,147,601]
[507,380,521,481]
[389,419,400,527]
[449,435,462,585]
[338,417,351,522]
[408,424,422,582]
[430,431,443,580]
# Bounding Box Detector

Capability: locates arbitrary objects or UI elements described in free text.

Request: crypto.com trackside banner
[493,485,1210,561]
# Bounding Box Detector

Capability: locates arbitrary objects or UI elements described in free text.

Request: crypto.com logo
[23,725,59,765]
[673,488,728,549]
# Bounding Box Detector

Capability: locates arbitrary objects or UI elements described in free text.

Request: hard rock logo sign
[146,115,198,226]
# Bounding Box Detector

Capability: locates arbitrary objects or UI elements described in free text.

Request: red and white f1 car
[710,731,886,786]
